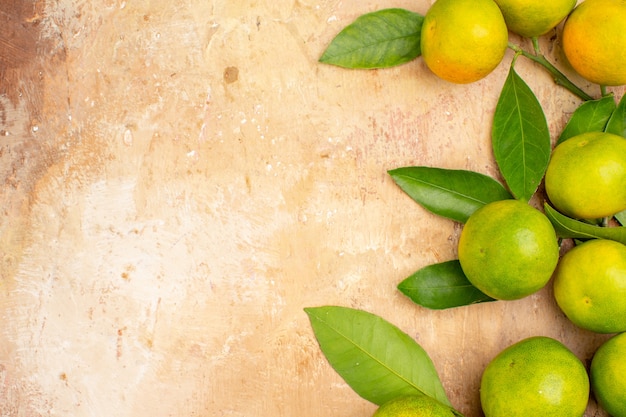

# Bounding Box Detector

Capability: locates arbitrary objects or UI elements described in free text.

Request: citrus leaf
[319,8,423,69]
[616,210,626,226]
[388,167,512,223]
[557,95,617,144]
[398,260,495,309]
[544,203,626,245]
[493,66,551,202]
[605,93,626,137]
[304,306,452,407]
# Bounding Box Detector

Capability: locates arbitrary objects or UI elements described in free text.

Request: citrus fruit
[457,199,559,300]
[493,0,576,38]
[553,238,626,333]
[420,0,508,84]
[544,131,626,219]
[562,0,626,86]
[480,336,590,417]
[372,395,457,417]
[590,332,626,417]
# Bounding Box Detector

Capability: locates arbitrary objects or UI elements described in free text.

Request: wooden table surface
[1,1,623,416]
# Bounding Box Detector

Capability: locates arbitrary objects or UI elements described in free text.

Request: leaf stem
[508,42,594,101]
[601,85,608,97]
[531,37,541,55]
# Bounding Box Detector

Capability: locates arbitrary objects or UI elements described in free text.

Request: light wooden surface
[1,1,623,416]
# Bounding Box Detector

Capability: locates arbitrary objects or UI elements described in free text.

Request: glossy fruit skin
[420,0,508,84]
[590,332,626,417]
[553,239,626,334]
[562,0,626,86]
[372,395,456,417]
[545,132,626,220]
[493,0,576,38]
[458,199,559,300]
[480,336,590,417]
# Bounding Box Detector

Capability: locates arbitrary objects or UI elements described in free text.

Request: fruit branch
[508,42,594,102]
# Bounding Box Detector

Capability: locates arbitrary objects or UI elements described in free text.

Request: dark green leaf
[398,260,495,309]
[605,93,626,137]
[492,66,551,202]
[319,8,423,69]
[388,167,512,223]
[304,306,452,407]
[557,95,616,144]
[544,203,626,245]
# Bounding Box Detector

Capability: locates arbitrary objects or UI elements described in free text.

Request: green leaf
[605,93,626,137]
[492,66,551,202]
[544,203,626,245]
[388,167,512,223]
[304,306,452,407]
[319,8,423,69]
[616,210,626,226]
[398,260,495,309]
[557,95,617,144]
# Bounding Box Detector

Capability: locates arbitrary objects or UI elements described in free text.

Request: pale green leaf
[304,306,452,407]
[319,8,423,69]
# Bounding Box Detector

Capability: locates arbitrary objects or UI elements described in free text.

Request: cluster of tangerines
[450,135,626,417]
[375,0,626,417]
[421,0,625,87]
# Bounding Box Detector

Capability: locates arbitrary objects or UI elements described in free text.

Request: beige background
[1,1,624,416]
